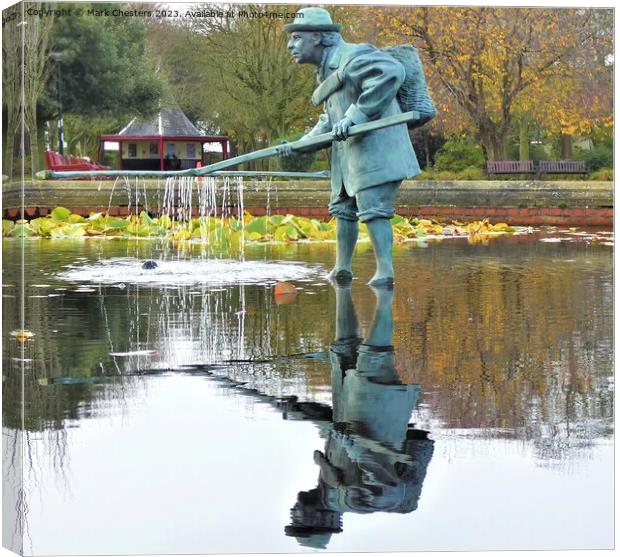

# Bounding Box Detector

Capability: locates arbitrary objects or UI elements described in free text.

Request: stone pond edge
[2,179,613,227]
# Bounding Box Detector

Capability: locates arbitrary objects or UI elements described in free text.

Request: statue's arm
[305,112,332,138]
[276,113,331,156]
[290,112,332,153]
[343,51,406,124]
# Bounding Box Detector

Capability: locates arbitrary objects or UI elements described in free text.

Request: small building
[99,106,229,171]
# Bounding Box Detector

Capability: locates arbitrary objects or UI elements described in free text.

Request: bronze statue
[279,7,421,287]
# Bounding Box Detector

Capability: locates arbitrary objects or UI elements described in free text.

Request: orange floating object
[274,281,297,304]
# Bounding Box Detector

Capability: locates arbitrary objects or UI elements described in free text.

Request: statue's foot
[327,268,353,284]
[368,275,394,288]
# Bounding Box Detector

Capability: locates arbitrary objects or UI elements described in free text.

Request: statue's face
[287,31,323,65]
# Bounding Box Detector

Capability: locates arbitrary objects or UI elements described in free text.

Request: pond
[2,231,614,555]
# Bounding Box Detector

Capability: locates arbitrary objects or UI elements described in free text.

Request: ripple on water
[56,257,325,286]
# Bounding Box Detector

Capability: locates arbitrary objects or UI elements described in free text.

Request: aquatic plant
[2,206,518,243]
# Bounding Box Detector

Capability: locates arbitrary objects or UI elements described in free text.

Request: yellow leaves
[158,215,173,229]
[465,219,514,237]
[171,229,192,242]
[369,6,611,139]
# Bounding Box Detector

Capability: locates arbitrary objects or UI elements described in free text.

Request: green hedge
[434,138,485,172]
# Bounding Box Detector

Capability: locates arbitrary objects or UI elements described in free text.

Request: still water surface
[2,232,614,554]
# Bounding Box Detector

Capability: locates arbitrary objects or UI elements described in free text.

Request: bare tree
[22,3,55,173]
[2,5,22,179]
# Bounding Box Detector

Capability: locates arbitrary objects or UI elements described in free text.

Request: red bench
[44,150,110,176]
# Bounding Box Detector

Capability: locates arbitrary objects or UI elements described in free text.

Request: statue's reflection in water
[284,284,434,549]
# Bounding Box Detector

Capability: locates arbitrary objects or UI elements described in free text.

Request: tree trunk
[2,13,22,180]
[22,4,55,174]
[4,113,18,180]
[560,134,572,159]
[519,120,530,161]
[24,108,40,173]
[480,132,507,161]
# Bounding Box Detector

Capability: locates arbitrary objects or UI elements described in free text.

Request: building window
[166,144,176,156]
[149,143,158,155]
[186,144,196,159]
[128,143,137,158]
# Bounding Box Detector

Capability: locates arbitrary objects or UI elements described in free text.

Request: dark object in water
[142,260,158,270]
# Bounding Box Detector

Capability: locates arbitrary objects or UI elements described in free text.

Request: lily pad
[274,224,299,241]
[51,206,71,222]
[245,216,268,236]
[50,225,86,238]
[29,217,58,237]
[14,223,33,237]
[2,220,15,237]
[103,216,129,229]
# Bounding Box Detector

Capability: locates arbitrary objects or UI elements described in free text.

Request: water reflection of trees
[2,238,613,463]
[390,241,613,461]
[3,289,133,434]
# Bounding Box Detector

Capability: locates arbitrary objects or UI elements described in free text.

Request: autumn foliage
[365,6,613,160]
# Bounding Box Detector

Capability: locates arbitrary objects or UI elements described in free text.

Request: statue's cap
[284,7,342,33]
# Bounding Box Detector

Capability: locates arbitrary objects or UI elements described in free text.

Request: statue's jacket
[307,42,421,196]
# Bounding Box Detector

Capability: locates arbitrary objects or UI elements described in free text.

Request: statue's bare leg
[366,217,394,287]
[328,218,358,281]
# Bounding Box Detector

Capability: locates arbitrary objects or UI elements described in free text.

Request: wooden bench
[538,160,588,178]
[487,160,536,178]
[44,150,110,178]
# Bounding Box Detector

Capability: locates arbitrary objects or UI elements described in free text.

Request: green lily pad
[51,207,71,222]
[274,224,299,241]
[139,211,154,226]
[229,218,244,231]
[50,225,86,238]
[269,215,285,226]
[13,223,33,237]
[245,216,268,236]
[245,231,263,241]
[29,217,58,237]
[103,216,129,229]
[2,220,15,237]
[126,223,151,237]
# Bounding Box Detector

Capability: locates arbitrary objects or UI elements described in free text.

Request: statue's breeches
[328,181,401,222]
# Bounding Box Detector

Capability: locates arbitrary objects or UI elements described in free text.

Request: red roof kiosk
[99,106,229,171]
